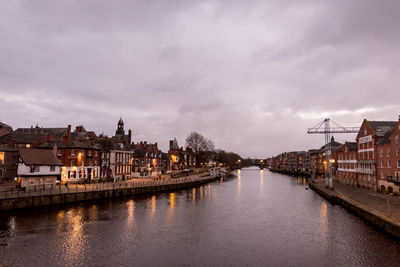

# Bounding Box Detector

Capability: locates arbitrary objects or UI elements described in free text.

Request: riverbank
[309,179,400,239]
[0,173,226,212]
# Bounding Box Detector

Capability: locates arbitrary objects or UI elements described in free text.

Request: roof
[0,144,18,152]
[38,141,101,150]
[366,120,397,144]
[346,142,357,151]
[4,126,68,144]
[0,122,13,138]
[18,148,62,166]
[171,138,180,150]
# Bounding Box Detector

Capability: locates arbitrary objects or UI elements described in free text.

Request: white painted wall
[18,163,61,176]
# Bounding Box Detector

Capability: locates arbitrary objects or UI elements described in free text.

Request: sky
[1,0,400,158]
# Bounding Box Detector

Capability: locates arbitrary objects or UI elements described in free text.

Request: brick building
[0,145,18,187]
[336,142,357,186]
[132,141,162,176]
[356,120,397,191]
[376,117,400,194]
[38,125,101,183]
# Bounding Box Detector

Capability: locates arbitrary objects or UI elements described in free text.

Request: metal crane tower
[307,118,359,188]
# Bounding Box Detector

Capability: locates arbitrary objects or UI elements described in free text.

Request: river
[0,167,399,266]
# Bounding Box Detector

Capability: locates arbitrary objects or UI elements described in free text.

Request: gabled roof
[18,148,62,166]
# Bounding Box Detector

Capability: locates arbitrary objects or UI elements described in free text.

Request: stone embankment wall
[309,182,400,239]
[0,175,220,212]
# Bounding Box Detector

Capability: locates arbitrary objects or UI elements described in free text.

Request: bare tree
[185,132,214,166]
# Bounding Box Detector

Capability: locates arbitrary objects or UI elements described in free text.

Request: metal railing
[0,173,217,200]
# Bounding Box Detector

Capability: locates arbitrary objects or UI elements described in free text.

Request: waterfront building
[0,125,68,148]
[336,142,358,186]
[97,136,134,181]
[182,148,196,170]
[132,141,162,176]
[38,125,101,183]
[0,145,18,187]
[356,119,397,191]
[376,117,400,194]
[168,138,183,170]
[17,148,62,189]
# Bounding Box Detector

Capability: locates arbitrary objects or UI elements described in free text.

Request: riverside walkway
[0,173,213,200]
[311,178,400,238]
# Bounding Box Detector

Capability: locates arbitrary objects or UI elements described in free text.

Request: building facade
[0,145,18,187]
[336,142,358,186]
[17,148,62,189]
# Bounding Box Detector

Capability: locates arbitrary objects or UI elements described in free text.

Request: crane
[307,118,359,188]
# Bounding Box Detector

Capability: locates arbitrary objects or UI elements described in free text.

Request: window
[88,150,92,156]
[387,149,390,157]
[30,165,40,173]
[388,160,391,168]
[381,160,384,167]
[398,160,400,168]
[381,171,384,179]
[380,149,383,157]
[0,168,3,178]
[396,135,399,145]
[0,152,4,165]
[397,148,399,156]
[71,149,75,156]
[50,166,55,172]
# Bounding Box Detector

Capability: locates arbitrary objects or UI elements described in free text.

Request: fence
[0,173,215,200]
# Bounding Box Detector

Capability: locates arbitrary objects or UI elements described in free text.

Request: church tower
[116,117,125,136]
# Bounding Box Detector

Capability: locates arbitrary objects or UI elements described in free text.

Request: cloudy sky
[1,0,400,158]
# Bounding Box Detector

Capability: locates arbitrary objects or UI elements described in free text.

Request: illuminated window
[0,152,4,165]
[26,144,31,148]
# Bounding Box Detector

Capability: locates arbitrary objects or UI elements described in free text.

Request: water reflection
[126,200,135,229]
[8,217,16,237]
[1,169,400,267]
[237,169,241,194]
[62,208,87,265]
[320,201,328,240]
[192,188,196,203]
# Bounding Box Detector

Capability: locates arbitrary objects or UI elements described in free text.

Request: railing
[0,173,217,200]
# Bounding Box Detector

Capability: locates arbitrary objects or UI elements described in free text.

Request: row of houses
[267,116,400,195]
[0,118,196,190]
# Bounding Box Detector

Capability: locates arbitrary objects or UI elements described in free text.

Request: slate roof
[18,148,62,166]
[0,144,18,152]
[366,120,397,144]
[346,142,357,151]
[38,141,101,150]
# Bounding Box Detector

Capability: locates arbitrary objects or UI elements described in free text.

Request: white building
[17,148,62,190]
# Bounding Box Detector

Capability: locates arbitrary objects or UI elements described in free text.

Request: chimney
[52,144,58,158]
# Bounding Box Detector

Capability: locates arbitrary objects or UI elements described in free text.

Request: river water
[0,167,399,267]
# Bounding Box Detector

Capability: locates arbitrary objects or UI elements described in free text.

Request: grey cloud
[1,0,400,157]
